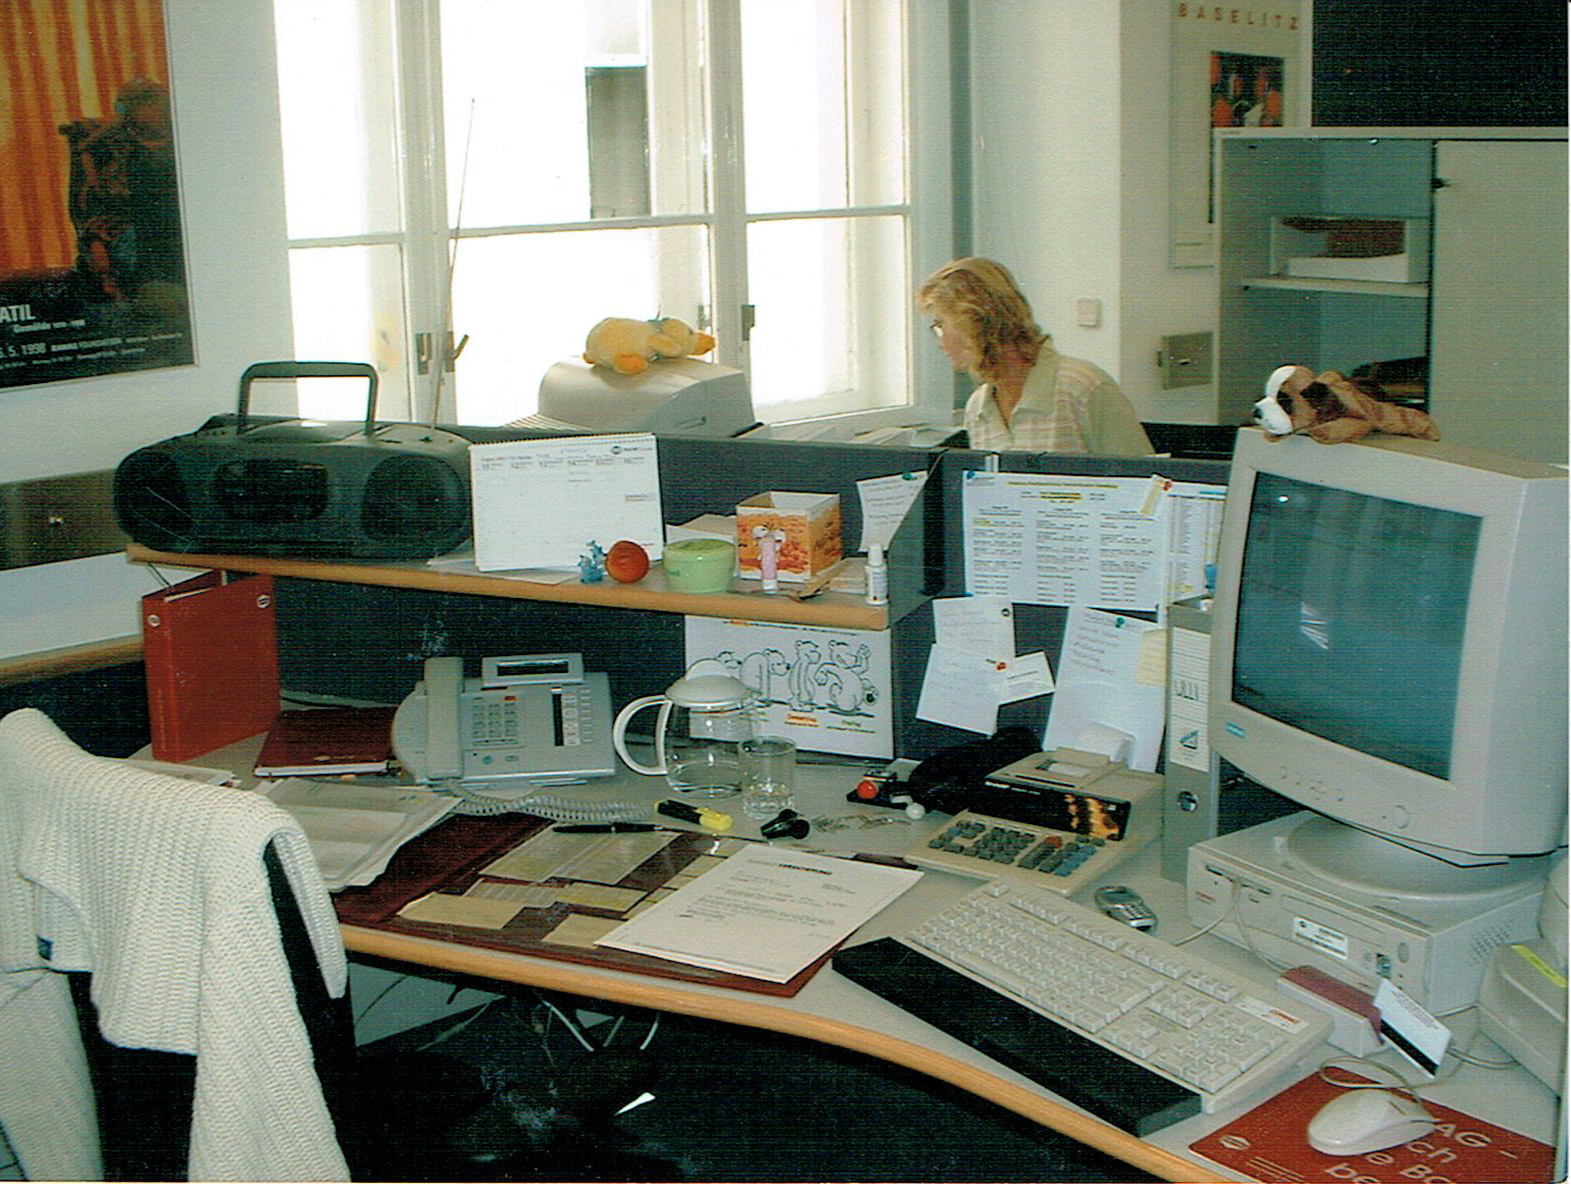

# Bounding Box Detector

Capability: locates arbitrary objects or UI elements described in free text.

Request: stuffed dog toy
[1254,364,1440,444]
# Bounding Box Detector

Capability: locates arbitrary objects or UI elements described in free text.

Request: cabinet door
[1428,141,1568,464]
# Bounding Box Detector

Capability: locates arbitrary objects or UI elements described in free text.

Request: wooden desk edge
[342,924,1209,1182]
[0,635,142,688]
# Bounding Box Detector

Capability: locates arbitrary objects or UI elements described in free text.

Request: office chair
[0,708,519,1180]
[0,708,678,1181]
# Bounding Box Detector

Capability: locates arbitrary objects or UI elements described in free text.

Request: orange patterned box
[735,492,842,583]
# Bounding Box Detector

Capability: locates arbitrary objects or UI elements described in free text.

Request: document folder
[142,571,280,762]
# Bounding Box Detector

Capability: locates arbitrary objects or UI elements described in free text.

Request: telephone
[393,653,616,793]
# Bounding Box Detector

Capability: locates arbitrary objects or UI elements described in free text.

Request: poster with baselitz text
[0,0,194,389]
[1168,1,1303,267]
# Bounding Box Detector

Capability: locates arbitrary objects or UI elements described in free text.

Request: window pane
[288,245,411,420]
[438,0,708,226]
[446,226,712,425]
[747,215,906,416]
[741,0,905,213]
[273,1,402,238]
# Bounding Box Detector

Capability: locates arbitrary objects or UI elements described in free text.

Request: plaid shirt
[963,345,1152,456]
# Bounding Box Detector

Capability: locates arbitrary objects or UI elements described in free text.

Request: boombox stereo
[113,362,473,560]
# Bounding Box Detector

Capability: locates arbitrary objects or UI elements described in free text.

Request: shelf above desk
[1240,274,1429,298]
[125,544,890,630]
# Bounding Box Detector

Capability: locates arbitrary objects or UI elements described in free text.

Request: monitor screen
[1211,430,1568,864]
[1233,474,1478,781]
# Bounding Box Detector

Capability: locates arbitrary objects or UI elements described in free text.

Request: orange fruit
[605,539,650,583]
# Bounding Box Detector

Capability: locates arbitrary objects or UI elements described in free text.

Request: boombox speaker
[114,361,473,560]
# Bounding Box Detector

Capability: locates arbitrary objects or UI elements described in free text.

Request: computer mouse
[1307,1088,1436,1156]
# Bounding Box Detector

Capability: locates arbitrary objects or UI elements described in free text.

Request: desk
[192,737,1562,1183]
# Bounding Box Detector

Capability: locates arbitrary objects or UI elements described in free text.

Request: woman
[916,257,1152,456]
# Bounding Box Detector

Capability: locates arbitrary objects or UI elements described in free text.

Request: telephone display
[393,653,616,789]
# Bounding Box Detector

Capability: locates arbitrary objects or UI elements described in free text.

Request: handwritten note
[856,470,928,552]
[916,644,1005,734]
[932,594,1015,660]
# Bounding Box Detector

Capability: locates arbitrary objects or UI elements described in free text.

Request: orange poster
[0,0,193,388]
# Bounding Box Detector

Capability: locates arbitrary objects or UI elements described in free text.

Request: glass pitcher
[611,673,757,797]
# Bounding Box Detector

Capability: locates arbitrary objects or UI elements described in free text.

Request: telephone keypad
[472,697,523,744]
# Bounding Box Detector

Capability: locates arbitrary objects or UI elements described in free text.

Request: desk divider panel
[275,430,1230,763]
[897,449,1231,759]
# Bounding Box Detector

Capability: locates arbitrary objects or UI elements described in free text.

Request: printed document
[469,433,663,571]
[595,844,921,983]
[684,617,893,758]
[961,470,1166,609]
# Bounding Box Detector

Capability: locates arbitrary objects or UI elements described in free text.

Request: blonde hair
[915,257,1046,377]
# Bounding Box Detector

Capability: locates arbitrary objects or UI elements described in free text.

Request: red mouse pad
[1189,1071,1554,1183]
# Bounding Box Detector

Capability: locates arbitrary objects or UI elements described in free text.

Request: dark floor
[367,990,1158,1183]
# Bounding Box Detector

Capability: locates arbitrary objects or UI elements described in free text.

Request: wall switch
[1074,298,1101,328]
[1157,331,1213,389]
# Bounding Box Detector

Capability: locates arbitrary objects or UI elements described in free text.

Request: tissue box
[735,492,842,582]
[1271,216,1429,283]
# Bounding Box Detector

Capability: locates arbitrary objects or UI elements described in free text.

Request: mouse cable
[1317,1021,1514,1101]
[1171,870,1291,974]
[1317,1055,1424,1096]
[1443,1044,1517,1070]
[1172,874,1236,946]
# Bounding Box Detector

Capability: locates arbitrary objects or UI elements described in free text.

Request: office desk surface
[184,738,1564,1183]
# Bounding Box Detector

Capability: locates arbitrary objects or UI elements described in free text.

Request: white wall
[969,1,1124,377]
[0,0,292,659]
[967,1,1308,425]
[1116,1,1230,424]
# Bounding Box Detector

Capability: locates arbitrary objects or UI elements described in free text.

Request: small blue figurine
[578,540,607,583]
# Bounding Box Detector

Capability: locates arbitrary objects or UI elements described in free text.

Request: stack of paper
[258,780,457,891]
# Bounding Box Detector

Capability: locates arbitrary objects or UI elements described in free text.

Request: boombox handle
[237,361,379,435]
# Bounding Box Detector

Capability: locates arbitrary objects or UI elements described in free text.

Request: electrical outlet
[1158,332,1213,390]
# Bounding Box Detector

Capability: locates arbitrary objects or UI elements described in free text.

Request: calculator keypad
[927,819,1105,878]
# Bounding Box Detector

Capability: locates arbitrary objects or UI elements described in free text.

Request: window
[272,0,950,428]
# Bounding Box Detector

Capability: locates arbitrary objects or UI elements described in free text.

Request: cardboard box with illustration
[735,492,842,583]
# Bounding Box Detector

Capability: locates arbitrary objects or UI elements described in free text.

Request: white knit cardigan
[0,708,350,1181]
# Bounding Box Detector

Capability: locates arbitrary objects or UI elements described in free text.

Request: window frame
[275,0,956,432]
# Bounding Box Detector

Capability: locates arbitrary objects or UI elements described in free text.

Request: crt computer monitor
[1210,428,1567,872]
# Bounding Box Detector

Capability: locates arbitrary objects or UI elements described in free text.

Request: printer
[536,357,756,438]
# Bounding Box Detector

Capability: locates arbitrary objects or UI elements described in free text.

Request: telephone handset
[422,656,464,781]
[393,653,617,795]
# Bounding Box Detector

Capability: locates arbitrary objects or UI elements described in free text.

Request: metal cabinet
[1214,128,1567,464]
